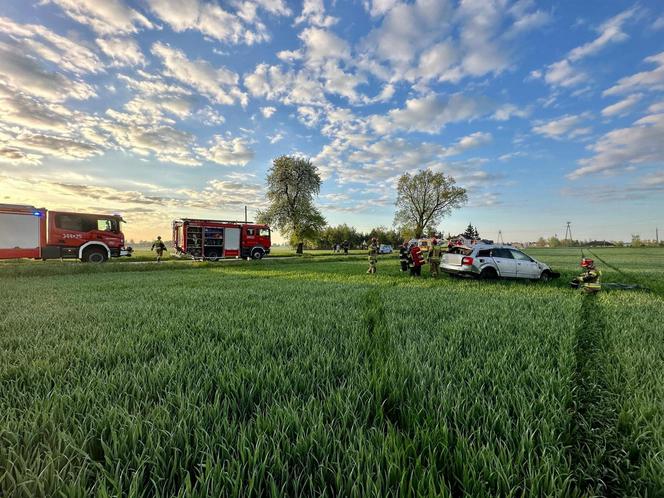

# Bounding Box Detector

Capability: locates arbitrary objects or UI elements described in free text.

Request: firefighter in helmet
[151,235,167,262]
[571,258,601,293]
[367,237,379,274]
[409,241,424,276]
[398,240,409,272]
[428,238,443,277]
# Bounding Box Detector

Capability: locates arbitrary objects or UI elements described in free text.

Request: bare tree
[394,170,467,238]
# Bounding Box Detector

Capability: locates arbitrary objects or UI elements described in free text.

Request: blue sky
[0,0,662,242]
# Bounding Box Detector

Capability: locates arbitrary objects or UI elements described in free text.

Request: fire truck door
[224,228,240,257]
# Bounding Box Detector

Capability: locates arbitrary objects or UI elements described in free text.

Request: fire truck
[172,218,271,260]
[0,204,133,263]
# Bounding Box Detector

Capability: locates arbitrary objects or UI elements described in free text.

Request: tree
[257,155,326,254]
[462,223,480,239]
[393,169,467,238]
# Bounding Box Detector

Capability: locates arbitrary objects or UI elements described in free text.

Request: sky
[0,0,663,243]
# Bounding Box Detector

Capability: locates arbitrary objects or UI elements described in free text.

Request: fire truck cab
[172,218,271,260]
[0,204,132,263]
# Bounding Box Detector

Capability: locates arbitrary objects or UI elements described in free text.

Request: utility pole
[657,227,659,244]
[564,221,573,243]
[244,205,248,223]
[497,230,504,244]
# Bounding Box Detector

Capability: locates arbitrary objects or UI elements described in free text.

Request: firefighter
[409,242,424,276]
[342,240,350,256]
[398,240,409,272]
[151,236,166,262]
[571,258,601,293]
[367,237,379,274]
[428,238,442,277]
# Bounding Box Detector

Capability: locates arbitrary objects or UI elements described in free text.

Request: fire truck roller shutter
[0,212,40,249]
[224,227,240,258]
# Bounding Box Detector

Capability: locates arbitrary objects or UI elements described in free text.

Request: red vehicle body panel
[0,203,131,261]
[172,218,271,260]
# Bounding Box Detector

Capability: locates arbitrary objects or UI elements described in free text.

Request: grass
[0,248,662,496]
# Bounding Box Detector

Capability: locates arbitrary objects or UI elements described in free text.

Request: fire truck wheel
[251,248,265,260]
[83,247,107,263]
[206,250,220,261]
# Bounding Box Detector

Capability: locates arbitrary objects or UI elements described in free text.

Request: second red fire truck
[172,218,271,260]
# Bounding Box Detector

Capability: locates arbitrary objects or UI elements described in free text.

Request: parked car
[441,244,558,281]
[379,244,393,254]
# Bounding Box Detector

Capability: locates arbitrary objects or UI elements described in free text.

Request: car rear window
[449,247,472,255]
[477,249,491,257]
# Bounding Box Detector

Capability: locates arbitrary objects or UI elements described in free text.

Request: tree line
[257,155,468,252]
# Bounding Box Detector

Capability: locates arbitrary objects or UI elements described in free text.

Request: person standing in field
[571,258,601,293]
[151,236,167,262]
[342,240,349,255]
[409,242,424,276]
[399,240,409,272]
[367,237,379,274]
[428,238,442,277]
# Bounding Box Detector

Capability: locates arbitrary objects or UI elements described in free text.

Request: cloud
[603,51,664,96]
[0,146,41,165]
[0,85,73,132]
[43,0,154,35]
[96,37,145,66]
[260,106,276,118]
[361,0,546,85]
[198,136,254,166]
[146,0,287,45]
[532,114,590,139]
[0,42,96,101]
[3,130,101,160]
[537,8,637,90]
[544,59,587,87]
[372,93,491,134]
[569,110,664,179]
[568,7,637,62]
[152,42,247,106]
[601,93,642,117]
[244,64,326,106]
[0,16,102,74]
[295,0,338,28]
[363,0,399,17]
[104,122,201,165]
[268,132,284,144]
[299,27,350,64]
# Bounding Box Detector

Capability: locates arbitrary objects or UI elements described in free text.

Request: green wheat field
[1,248,663,497]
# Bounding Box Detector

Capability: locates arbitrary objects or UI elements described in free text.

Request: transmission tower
[564,221,573,243]
[497,230,504,244]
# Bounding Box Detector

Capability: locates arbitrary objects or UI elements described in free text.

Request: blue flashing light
[33,211,42,216]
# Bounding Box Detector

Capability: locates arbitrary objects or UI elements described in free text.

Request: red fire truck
[0,204,133,263]
[172,218,271,260]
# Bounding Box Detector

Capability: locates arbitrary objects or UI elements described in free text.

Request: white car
[441,244,559,281]
[379,244,393,254]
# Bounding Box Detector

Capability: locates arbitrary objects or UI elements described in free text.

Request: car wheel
[479,267,498,280]
[251,248,265,260]
[540,270,552,282]
[83,247,107,263]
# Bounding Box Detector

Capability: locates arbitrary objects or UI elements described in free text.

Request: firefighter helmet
[431,238,438,245]
[581,258,594,268]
